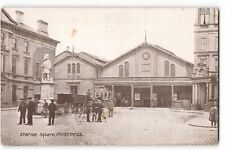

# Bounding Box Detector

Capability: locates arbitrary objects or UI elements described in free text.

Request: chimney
[15,10,24,23]
[37,20,49,36]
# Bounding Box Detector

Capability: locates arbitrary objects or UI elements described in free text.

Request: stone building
[53,49,108,100]
[54,42,193,108]
[191,8,219,110]
[1,9,59,107]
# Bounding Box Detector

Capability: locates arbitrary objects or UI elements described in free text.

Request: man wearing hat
[48,100,57,126]
[18,98,27,125]
[26,97,35,126]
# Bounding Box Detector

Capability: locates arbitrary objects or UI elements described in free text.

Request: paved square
[1,108,218,145]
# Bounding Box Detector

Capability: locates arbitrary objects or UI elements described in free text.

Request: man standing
[18,99,27,125]
[48,100,57,126]
[26,97,35,126]
[97,100,104,122]
[86,101,92,122]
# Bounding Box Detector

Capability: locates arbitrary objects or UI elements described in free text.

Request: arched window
[119,65,123,77]
[67,63,71,73]
[77,63,80,73]
[164,60,169,77]
[170,64,176,77]
[124,61,129,77]
[72,63,75,73]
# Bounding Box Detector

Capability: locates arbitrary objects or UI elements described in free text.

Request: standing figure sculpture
[41,54,51,81]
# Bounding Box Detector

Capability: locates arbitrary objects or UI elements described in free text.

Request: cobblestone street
[0,108,218,145]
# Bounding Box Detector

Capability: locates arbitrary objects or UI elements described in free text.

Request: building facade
[54,42,193,108]
[1,9,59,107]
[95,42,193,108]
[192,8,219,110]
[53,50,108,101]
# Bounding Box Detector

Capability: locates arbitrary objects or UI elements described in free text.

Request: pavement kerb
[0,107,17,111]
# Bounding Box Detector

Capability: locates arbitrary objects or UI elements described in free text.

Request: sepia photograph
[0,7,219,146]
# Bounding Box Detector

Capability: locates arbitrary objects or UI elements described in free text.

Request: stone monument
[40,53,54,101]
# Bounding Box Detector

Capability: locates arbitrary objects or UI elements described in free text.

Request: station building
[54,42,193,108]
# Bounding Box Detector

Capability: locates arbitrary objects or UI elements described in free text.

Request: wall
[101,45,193,78]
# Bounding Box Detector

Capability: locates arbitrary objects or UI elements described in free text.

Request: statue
[41,54,51,81]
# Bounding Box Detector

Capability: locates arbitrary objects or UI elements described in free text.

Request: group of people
[18,98,57,126]
[85,97,114,123]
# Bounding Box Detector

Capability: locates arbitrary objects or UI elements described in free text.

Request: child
[209,102,218,128]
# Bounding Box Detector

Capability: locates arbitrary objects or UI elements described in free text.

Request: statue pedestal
[40,78,54,101]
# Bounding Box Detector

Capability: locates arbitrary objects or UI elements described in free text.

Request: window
[170,64,176,77]
[214,9,218,24]
[24,59,29,75]
[12,85,17,102]
[119,65,123,77]
[1,54,6,72]
[24,41,29,53]
[1,32,5,45]
[72,63,75,73]
[36,63,40,79]
[67,63,71,73]
[124,61,129,77]
[70,86,77,96]
[23,86,28,101]
[199,8,209,25]
[11,38,17,50]
[77,63,80,73]
[215,57,218,72]
[215,37,218,50]
[164,60,169,77]
[200,37,207,51]
[12,57,17,75]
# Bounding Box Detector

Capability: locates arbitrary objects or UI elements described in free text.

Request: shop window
[164,60,169,77]
[124,61,129,77]
[119,65,123,77]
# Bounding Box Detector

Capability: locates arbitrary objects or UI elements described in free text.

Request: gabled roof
[103,42,193,67]
[53,50,107,66]
[79,52,108,64]
[1,8,18,25]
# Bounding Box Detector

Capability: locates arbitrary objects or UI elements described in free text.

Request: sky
[5,8,196,62]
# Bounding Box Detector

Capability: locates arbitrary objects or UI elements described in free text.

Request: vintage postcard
[0,8,218,145]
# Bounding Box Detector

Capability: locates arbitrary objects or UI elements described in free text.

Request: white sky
[5,8,196,62]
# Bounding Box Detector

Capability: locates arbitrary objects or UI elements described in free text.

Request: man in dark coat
[97,100,104,122]
[86,101,92,122]
[18,99,27,125]
[26,97,35,126]
[48,100,57,126]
